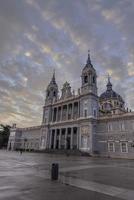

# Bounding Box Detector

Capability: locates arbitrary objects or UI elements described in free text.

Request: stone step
[38,149,91,156]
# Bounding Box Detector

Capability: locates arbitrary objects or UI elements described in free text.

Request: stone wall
[95,113,134,158]
[8,126,42,151]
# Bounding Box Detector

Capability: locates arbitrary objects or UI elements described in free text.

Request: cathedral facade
[8,53,134,158]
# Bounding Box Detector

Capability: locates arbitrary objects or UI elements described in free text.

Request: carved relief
[81,126,90,136]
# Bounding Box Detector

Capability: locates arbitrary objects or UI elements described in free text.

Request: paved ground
[0,151,134,200]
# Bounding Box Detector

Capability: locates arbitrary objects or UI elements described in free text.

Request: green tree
[0,124,11,149]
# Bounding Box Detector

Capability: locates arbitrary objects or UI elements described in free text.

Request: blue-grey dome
[100,90,124,102]
[100,78,124,103]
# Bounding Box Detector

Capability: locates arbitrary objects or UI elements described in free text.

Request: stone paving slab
[62,166,134,190]
[2,180,122,200]
[0,151,134,200]
[59,175,134,200]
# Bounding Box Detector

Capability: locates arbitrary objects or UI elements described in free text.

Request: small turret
[61,81,72,99]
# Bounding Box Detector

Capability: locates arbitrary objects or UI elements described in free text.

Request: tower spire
[51,69,56,83]
[107,74,112,91]
[53,69,55,77]
[87,50,91,65]
[108,74,111,83]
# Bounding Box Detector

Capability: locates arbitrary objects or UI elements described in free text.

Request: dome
[100,90,124,102]
[99,78,124,103]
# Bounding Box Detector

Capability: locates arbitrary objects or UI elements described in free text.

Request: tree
[0,124,11,149]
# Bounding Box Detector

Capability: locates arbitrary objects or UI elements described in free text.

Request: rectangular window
[93,109,97,117]
[44,118,47,123]
[84,100,88,106]
[108,142,115,152]
[121,142,128,153]
[120,122,125,131]
[84,109,87,117]
[108,123,112,132]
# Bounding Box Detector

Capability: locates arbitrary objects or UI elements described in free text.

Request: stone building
[8,52,134,158]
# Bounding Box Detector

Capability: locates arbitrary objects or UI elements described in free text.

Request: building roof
[100,77,124,103]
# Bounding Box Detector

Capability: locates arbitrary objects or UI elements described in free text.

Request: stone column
[76,102,78,119]
[89,123,93,155]
[52,108,54,122]
[45,127,49,149]
[42,106,45,124]
[65,128,67,149]
[76,127,79,149]
[79,127,82,150]
[59,129,61,149]
[54,130,57,149]
[54,108,57,122]
[49,130,52,149]
[71,128,73,149]
[70,104,73,119]
[65,105,67,121]
[72,103,74,119]
[67,104,69,120]
[60,106,63,121]
[78,101,80,118]
[56,107,58,122]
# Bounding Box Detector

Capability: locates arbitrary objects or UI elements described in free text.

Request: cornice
[98,112,134,122]
[44,92,98,108]
[43,117,97,128]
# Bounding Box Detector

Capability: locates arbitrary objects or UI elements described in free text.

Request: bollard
[51,163,59,181]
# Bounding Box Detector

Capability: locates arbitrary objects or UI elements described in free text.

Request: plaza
[1,151,134,200]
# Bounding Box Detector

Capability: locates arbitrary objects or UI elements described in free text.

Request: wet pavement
[0,151,134,200]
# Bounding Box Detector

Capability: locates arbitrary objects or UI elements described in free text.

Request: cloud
[0,0,134,127]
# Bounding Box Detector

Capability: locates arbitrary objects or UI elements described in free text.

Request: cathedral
[8,52,134,158]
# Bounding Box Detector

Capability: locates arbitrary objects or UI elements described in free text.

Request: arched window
[53,91,56,97]
[84,76,88,83]
[93,76,96,83]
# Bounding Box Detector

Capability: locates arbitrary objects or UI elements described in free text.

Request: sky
[0,0,134,127]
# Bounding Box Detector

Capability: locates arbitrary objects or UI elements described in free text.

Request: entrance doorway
[51,130,55,149]
[66,137,71,150]
[56,139,59,149]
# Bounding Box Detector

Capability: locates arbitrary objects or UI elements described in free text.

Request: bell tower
[81,51,97,95]
[80,51,99,155]
[45,70,58,105]
[42,71,58,125]
[80,51,99,119]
